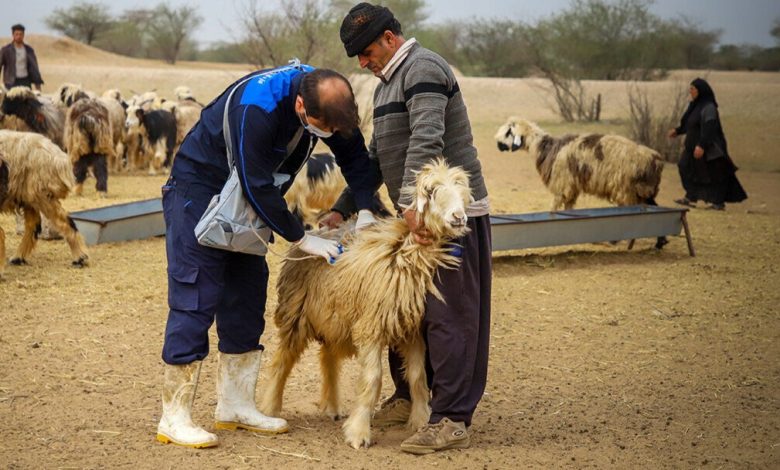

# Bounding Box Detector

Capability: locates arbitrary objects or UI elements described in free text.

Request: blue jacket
[172,63,380,242]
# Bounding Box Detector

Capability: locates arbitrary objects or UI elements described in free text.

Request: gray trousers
[389,214,492,427]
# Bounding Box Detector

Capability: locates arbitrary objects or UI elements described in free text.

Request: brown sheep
[64,97,114,196]
[261,159,472,449]
[0,130,89,278]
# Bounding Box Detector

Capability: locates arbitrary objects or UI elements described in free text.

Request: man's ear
[294,95,304,115]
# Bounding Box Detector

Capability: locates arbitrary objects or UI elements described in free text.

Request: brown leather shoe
[373,398,411,426]
[400,418,470,455]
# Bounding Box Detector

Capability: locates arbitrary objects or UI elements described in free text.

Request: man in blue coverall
[156,62,381,448]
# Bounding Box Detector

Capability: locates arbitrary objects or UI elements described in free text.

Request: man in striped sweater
[324,2,493,455]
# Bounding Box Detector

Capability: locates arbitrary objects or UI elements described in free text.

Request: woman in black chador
[669,78,747,210]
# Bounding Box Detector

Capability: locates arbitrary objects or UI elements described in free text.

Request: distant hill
[0,34,250,70]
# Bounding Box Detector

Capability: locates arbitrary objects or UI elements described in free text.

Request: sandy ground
[1,37,779,468]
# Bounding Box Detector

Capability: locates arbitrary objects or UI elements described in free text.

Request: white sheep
[100,89,128,172]
[261,159,472,449]
[495,117,666,208]
[167,86,203,156]
[495,117,668,247]
[0,130,89,278]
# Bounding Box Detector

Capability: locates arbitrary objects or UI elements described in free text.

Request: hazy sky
[4,0,779,47]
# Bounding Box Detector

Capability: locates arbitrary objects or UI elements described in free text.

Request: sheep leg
[644,197,669,248]
[318,344,346,420]
[93,154,108,197]
[550,196,564,212]
[343,345,382,449]
[259,334,307,417]
[11,207,41,264]
[38,200,89,267]
[399,334,431,430]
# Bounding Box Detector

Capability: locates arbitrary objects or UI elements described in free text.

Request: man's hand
[667,129,677,139]
[295,234,343,263]
[694,145,705,159]
[318,211,345,230]
[403,208,433,245]
[355,209,377,232]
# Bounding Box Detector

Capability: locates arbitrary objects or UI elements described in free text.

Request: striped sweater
[368,42,488,209]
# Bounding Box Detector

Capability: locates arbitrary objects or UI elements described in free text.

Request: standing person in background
[1,24,44,91]
[669,78,747,210]
[322,2,493,455]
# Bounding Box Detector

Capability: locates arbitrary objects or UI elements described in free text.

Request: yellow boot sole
[214,421,289,434]
[156,433,219,448]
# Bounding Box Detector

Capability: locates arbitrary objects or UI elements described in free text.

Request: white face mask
[299,109,333,139]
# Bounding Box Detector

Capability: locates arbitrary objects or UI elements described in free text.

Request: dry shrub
[628,83,687,162]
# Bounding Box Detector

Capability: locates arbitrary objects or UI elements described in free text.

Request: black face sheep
[124,105,177,175]
[261,159,472,449]
[0,130,89,278]
[0,86,65,149]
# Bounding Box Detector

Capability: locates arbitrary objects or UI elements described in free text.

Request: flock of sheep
[0,82,204,276]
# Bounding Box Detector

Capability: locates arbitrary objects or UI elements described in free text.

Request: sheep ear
[135,108,144,120]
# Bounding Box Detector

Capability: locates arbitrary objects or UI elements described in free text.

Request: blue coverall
[161,63,379,364]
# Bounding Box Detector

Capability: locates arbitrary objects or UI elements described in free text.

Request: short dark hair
[11,24,25,33]
[299,69,359,136]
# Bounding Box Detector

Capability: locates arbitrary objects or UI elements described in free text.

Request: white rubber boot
[214,350,289,434]
[156,361,219,448]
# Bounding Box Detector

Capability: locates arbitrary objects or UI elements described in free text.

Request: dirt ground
[1,37,779,469]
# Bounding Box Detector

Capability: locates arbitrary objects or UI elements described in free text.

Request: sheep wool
[495,117,664,210]
[262,159,472,449]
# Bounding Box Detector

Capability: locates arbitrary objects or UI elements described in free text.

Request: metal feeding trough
[69,198,165,245]
[490,205,695,256]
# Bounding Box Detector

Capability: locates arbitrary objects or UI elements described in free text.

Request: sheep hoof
[655,237,669,249]
[9,257,27,266]
[345,436,371,449]
[72,255,89,268]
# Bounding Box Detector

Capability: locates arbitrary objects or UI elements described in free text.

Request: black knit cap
[339,3,395,57]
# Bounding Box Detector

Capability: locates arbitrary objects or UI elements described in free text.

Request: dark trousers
[73,153,108,192]
[11,77,33,88]
[160,178,269,365]
[388,214,492,427]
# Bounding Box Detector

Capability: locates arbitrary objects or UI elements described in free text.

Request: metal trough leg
[681,212,695,257]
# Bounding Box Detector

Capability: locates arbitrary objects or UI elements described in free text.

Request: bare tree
[237,0,353,71]
[522,26,601,122]
[147,4,203,64]
[45,1,113,45]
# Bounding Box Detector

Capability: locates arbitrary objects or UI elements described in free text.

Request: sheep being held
[262,159,472,449]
